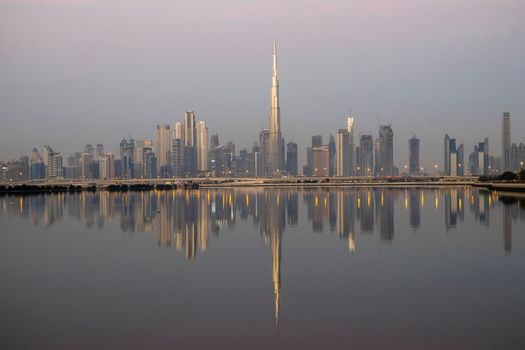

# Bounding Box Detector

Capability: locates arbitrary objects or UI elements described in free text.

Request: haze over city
[1,0,524,168]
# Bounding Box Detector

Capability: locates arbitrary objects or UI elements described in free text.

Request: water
[1,187,524,349]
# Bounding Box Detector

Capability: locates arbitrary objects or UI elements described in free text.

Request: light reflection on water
[0,187,524,349]
[1,187,522,255]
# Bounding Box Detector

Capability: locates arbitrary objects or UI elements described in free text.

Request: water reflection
[1,187,524,333]
[2,188,524,255]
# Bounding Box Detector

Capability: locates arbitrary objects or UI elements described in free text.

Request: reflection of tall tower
[503,204,512,253]
[409,190,421,229]
[268,41,284,174]
[157,193,172,247]
[360,189,374,232]
[336,191,356,252]
[379,190,394,242]
[271,221,281,328]
[263,190,285,327]
[445,188,458,231]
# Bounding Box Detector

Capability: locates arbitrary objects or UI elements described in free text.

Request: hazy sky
[1,0,524,169]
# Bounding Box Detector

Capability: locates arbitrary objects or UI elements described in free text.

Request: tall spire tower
[268,41,284,175]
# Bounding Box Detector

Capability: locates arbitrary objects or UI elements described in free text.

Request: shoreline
[0,178,473,194]
[1,177,524,194]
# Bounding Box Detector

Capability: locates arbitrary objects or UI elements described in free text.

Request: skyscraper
[378,125,394,176]
[196,120,208,172]
[120,138,135,179]
[267,41,285,175]
[156,124,171,177]
[85,144,94,158]
[172,138,183,177]
[183,111,197,176]
[409,135,420,176]
[30,148,45,179]
[444,134,450,175]
[95,144,104,159]
[328,134,336,176]
[184,111,196,147]
[286,142,298,175]
[502,112,511,171]
[510,143,518,171]
[99,152,115,180]
[444,135,463,176]
[336,129,350,176]
[312,146,329,177]
[42,145,63,179]
[359,134,374,176]
[347,117,355,175]
[478,138,489,175]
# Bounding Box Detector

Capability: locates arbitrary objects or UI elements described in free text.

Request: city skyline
[2,2,525,348]
[1,0,524,166]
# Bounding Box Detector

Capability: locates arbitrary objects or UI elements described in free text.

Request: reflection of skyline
[2,188,523,329]
[2,188,521,253]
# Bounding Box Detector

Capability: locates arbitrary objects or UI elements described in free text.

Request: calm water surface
[1,187,524,349]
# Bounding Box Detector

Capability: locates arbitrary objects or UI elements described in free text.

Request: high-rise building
[502,112,511,171]
[312,135,323,148]
[444,135,463,176]
[85,144,94,158]
[519,143,525,170]
[510,143,519,171]
[43,145,63,179]
[172,138,183,177]
[99,152,115,180]
[286,142,298,175]
[259,129,270,176]
[156,124,171,176]
[444,134,450,175]
[312,146,329,177]
[252,143,261,176]
[48,153,63,179]
[373,138,380,175]
[347,117,355,175]
[468,139,489,176]
[409,136,420,176]
[378,125,394,176]
[120,138,135,179]
[144,150,157,179]
[457,144,464,176]
[267,41,285,175]
[174,122,183,140]
[184,111,196,147]
[180,111,198,177]
[359,134,374,176]
[478,138,489,175]
[80,152,93,179]
[43,145,53,174]
[95,144,104,158]
[196,121,208,172]
[328,134,336,176]
[134,140,145,178]
[30,148,45,179]
[336,129,350,176]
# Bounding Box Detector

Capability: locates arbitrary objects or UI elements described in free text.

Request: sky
[1,0,524,170]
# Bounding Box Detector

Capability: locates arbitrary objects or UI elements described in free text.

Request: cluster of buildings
[303,121,398,177]
[443,112,524,177]
[1,43,524,183]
